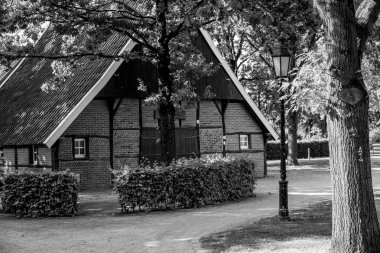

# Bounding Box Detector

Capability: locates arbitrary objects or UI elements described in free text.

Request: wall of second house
[58,100,111,190]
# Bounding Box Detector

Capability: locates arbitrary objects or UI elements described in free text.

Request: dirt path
[0,158,379,253]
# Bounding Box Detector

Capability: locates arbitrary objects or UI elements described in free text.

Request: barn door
[140,128,199,163]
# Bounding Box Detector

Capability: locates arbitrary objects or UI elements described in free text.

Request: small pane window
[74,138,86,159]
[240,135,249,150]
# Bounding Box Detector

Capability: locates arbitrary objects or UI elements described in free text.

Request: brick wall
[198,100,266,177]
[251,134,264,150]
[181,101,197,127]
[225,102,262,133]
[200,129,223,153]
[59,161,111,190]
[113,129,139,169]
[199,100,222,127]
[59,100,111,190]
[225,134,240,151]
[142,103,158,128]
[64,100,109,136]
[199,101,222,154]
[114,99,139,129]
[59,138,73,160]
[113,98,140,169]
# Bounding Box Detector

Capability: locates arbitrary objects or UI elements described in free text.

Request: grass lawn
[200,201,332,253]
[201,188,380,253]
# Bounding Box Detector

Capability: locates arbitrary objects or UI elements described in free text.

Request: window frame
[29,145,39,165]
[239,134,250,150]
[0,147,4,166]
[73,137,89,160]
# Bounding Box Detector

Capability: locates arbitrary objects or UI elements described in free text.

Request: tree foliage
[2,0,227,164]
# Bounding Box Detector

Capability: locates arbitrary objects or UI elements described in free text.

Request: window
[240,135,250,150]
[74,138,87,159]
[29,145,38,165]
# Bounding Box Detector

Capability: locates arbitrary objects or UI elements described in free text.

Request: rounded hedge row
[1,172,79,218]
[267,139,329,160]
[113,156,257,212]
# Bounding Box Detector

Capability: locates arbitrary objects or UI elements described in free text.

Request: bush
[113,156,256,212]
[267,139,329,160]
[370,128,380,145]
[1,172,79,218]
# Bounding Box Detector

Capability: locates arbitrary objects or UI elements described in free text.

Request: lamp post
[271,41,291,219]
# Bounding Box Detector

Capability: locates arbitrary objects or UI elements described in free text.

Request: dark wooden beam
[108,99,116,170]
[51,140,61,172]
[263,133,268,176]
[14,147,18,171]
[139,99,143,162]
[213,100,229,157]
[225,131,263,135]
[221,100,229,157]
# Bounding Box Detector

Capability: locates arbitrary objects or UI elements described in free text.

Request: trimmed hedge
[267,139,329,160]
[1,172,79,218]
[113,156,257,212]
[370,128,380,145]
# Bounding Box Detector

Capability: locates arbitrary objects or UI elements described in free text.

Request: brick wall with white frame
[59,100,111,190]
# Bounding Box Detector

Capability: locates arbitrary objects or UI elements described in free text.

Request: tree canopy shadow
[200,201,332,253]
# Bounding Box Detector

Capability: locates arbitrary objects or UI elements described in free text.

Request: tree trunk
[156,0,176,165]
[287,110,299,165]
[157,48,176,165]
[158,101,176,164]
[322,1,380,251]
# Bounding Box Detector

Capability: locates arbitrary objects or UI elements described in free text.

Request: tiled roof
[0,26,129,146]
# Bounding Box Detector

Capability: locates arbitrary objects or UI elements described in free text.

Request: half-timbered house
[0,27,278,190]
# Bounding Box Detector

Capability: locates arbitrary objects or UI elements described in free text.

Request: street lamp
[271,40,291,219]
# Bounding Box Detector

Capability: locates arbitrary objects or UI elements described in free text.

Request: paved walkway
[1,158,380,253]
